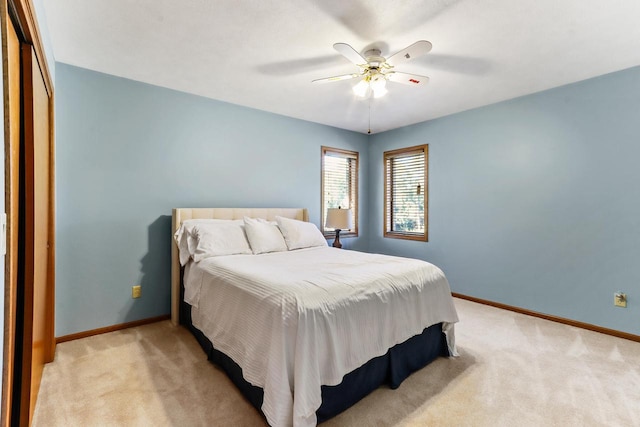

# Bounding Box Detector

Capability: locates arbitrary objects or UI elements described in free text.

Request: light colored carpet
[33,298,640,426]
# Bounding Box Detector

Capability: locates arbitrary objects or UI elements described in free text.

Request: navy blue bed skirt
[181,301,449,423]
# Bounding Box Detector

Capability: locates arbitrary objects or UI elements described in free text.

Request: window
[384,144,428,241]
[321,147,358,237]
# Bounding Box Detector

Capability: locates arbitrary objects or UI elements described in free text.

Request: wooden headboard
[171,208,309,325]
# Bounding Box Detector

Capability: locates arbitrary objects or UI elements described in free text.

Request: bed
[171,208,459,427]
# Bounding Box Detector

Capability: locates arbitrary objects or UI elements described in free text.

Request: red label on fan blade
[409,79,420,84]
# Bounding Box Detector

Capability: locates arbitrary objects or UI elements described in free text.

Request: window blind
[384,145,428,241]
[322,147,358,235]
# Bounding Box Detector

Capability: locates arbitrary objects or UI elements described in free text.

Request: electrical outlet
[132,285,142,299]
[614,292,626,308]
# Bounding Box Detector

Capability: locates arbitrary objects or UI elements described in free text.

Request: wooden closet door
[2,13,22,427]
[19,43,54,426]
[2,2,55,425]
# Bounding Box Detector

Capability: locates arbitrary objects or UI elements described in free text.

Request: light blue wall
[57,61,640,338]
[55,63,369,336]
[369,66,640,336]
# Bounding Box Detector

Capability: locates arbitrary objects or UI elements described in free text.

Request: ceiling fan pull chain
[368,97,372,135]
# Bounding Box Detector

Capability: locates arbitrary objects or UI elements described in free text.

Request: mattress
[185,246,459,427]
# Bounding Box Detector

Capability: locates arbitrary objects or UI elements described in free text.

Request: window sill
[323,232,358,239]
[383,232,428,242]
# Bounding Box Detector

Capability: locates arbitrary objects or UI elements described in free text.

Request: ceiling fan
[312,40,432,98]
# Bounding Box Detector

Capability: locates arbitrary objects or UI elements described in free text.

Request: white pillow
[190,221,251,262]
[243,217,288,254]
[275,216,328,250]
[174,219,244,265]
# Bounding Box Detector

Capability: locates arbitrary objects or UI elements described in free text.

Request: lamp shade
[325,208,354,230]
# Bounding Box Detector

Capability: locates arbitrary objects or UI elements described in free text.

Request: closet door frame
[1,0,55,425]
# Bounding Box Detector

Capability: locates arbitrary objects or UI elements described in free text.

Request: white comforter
[185,247,459,427]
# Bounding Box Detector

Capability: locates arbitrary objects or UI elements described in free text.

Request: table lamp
[325,207,354,248]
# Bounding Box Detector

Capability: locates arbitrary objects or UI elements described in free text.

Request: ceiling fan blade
[387,71,430,86]
[386,40,433,67]
[312,73,361,83]
[333,43,367,67]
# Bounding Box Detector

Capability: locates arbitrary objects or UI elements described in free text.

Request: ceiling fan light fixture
[373,85,388,98]
[370,75,387,98]
[353,79,371,98]
[370,75,386,90]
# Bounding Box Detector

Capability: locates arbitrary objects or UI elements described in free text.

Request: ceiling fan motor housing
[363,48,386,68]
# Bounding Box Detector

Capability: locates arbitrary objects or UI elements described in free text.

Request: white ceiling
[44,0,640,134]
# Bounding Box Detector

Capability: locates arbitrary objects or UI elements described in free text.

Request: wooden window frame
[383,144,428,242]
[321,146,359,238]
